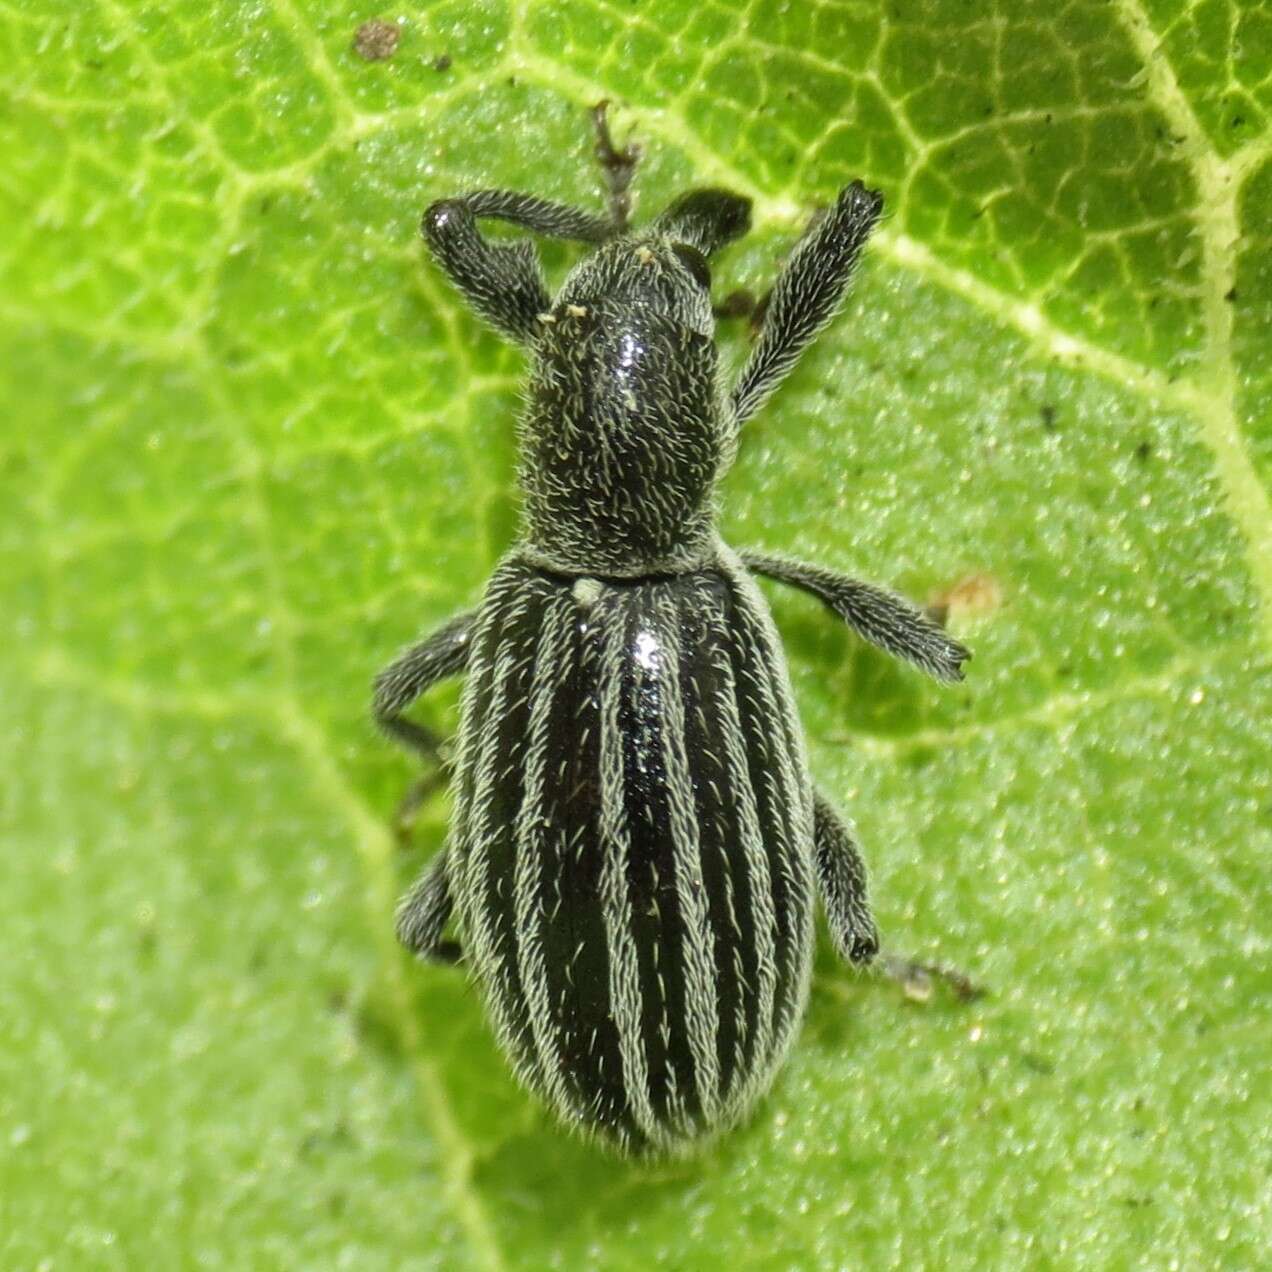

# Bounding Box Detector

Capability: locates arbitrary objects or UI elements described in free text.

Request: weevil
[375,108,971,1155]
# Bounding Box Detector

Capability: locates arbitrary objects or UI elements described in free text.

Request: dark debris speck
[1020,1051,1055,1075]
[713,289,757,320]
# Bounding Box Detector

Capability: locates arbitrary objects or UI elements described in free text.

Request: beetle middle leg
[373,609,475,845]
[741,551,971,682]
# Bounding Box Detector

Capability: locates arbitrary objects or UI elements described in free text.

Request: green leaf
[3,0,1269,1266]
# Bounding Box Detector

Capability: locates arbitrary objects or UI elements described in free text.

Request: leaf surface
[2,1,1269,1266]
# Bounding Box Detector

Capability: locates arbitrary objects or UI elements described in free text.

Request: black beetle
[375,109,969,1155]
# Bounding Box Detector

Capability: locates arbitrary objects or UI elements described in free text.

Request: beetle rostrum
[376,112,970,1156]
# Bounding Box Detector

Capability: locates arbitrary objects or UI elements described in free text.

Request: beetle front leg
[374,610,475,842]
[741,551,970,682]
[396,846,462,964]
[730,181,883,425]
[421,190,611,344]
[814,792,879,965]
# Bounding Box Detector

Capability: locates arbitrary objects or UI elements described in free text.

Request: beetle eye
[670,242,712,290]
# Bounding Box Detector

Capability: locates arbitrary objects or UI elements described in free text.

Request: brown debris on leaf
[926,572,1003,626]
[353,19,401,61]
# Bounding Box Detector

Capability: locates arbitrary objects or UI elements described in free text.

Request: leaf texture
[1,0,1269,1267]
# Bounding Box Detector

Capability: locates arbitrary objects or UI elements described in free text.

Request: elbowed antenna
[651,188,753,256]
[420,190,615,345]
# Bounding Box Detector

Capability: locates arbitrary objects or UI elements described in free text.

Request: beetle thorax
[518,243,732,577]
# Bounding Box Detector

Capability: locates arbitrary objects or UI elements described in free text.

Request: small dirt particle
[432,53,452,72]
[928,573,1003,621]
[354,19,400,61]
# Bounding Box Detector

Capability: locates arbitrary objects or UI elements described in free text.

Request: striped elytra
[450,549,814,1153]
[379,134,969,1156]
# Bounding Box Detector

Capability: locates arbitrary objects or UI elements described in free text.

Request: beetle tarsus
[391,768,450,849]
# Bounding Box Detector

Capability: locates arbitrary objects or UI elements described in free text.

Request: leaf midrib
[1110,0,1272,638]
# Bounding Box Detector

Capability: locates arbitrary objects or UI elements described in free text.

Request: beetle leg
[815,795,985,1000]
[421,190,611,344]
[396,846,462,964]
[814,792,879,965]
[374,608,474,754]
[730,181,883,425]
[374,609,475,843]
[389,766,453,849]
[592,100,641,232]
[741,551,970,683]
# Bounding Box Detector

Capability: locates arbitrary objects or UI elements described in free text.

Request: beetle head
[542,188,751,338]
[550,238,708,335]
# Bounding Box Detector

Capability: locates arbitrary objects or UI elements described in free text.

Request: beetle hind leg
[396,847,462,964]
[814,792,879,965]
[815,794,985,1000]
